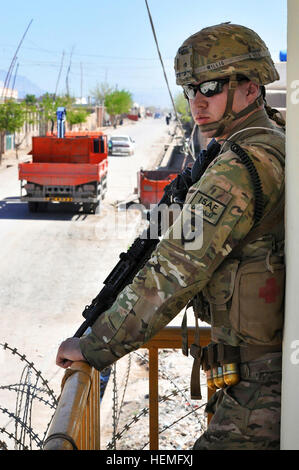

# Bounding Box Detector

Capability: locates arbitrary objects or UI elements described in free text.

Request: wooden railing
[143,326,211,450]
[43,326,211,450]
[43,362,100,450]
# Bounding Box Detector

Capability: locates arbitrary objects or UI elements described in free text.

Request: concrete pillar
[281,0,299,450]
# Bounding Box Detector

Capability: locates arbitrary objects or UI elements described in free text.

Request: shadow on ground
[0,197,94,221]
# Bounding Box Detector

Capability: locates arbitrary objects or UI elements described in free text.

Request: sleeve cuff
[79,332,118,371]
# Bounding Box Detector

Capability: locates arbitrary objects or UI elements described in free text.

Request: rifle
[73,189,177,338]
[73,138,221,338]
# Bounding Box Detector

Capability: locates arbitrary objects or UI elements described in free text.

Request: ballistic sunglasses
[183,76,248,99]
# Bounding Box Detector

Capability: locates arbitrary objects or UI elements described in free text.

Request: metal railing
[43,326,211,450]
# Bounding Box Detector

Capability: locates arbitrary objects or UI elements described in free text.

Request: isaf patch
[193,191,227,225]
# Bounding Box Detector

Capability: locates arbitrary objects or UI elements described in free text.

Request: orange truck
[137,169,179,208]
[137,144,193,209]
[18,108,108,214]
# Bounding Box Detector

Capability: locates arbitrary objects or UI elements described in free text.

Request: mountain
[0,70,46,99]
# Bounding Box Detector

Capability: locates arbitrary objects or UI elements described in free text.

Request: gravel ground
[101,348,209,451]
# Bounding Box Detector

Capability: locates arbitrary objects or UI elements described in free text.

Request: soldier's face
[189,80,258,139]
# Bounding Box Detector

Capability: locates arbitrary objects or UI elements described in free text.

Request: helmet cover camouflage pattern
[175,23,279,86]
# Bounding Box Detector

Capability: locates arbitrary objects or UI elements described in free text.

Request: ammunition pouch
[201,342,282,371]
[190,340,282,399]
[200,343,241,372]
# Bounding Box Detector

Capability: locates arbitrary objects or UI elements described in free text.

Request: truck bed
[138,169,179,208]
[138,145,194,208]
[19,160,108,186]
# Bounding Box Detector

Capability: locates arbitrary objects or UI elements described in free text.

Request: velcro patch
[192,191,228,225]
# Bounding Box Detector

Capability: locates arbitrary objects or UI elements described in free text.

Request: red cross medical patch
[259,277,280,304]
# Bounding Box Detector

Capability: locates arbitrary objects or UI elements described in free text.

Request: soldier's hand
[56,337,86,368]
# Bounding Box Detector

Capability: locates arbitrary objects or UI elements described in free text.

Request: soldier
[56,23,285,450]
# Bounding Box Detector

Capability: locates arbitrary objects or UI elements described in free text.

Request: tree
[38,93,75,134]
[13,97,39,158]
[67,109,88,130]
[174,92,192,124]
[90,82,114,105]
[24,94,37,107]
[0,100,25,164]
[104,90,133,127]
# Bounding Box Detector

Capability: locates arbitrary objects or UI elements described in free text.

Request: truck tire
[28,202,38,213]
[93,202,100,214]
[82,202,100,215]
[37,202,48,212]
[82,203,92,214]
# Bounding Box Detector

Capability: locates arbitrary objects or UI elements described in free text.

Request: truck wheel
[93,202,100,214]
[28,202,38,213]
[82,203,92,214]
[82,202,100,214]
[37,202,48,212]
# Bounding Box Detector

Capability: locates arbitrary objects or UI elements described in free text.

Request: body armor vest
[195,132,285,347]
[188,130,285,399]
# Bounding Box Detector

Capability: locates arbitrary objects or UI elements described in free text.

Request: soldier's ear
[246,81,259,96]
[246,82,260,103]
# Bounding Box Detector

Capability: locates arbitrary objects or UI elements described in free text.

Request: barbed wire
[107,386,207,450]
[0,406,43,448]
[0,342,58,450]
[0,343,58,406]
[105,349,208,450]
[134,350,203,422]
[0,342,206,450]
[140,401,207,450]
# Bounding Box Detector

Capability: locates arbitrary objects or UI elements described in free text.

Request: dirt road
[0,117,175,449]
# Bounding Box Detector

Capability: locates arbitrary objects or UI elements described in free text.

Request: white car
[108,135,135,156]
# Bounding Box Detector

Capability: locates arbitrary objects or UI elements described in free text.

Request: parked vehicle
[137,169,179,208]
[108,135,135,156]
[137,142,193,208]
[18,108,108,214]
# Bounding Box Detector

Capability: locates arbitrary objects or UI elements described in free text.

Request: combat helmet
[174,23,280,136]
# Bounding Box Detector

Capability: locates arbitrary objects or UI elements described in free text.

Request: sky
[0,0,287,108]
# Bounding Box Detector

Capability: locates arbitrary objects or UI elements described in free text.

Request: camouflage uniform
[80,24,285,450]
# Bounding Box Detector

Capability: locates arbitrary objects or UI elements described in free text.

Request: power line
[0,42,174,62]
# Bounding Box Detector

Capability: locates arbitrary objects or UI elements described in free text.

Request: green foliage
[39,93,75,123]
[105,90,133,118]
[0,100,25,133]
[24,94,37,107]
[67,109,88,127]
[174,92,192,123]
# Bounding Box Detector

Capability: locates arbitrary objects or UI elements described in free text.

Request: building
[0,81,18,101]
[265,61,286,118]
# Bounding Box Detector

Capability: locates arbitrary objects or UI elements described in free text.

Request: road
[0,117,173,449]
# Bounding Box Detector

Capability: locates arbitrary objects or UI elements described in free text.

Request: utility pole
[66,46,75,97]
[1,19,33,100]
[10,62,19,99]
[80,62,83,102]
[54,51,65,100]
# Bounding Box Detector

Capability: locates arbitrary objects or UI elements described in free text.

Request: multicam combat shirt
[80,109,285,370]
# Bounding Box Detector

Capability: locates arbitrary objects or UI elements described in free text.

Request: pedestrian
[56,23,285,450]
